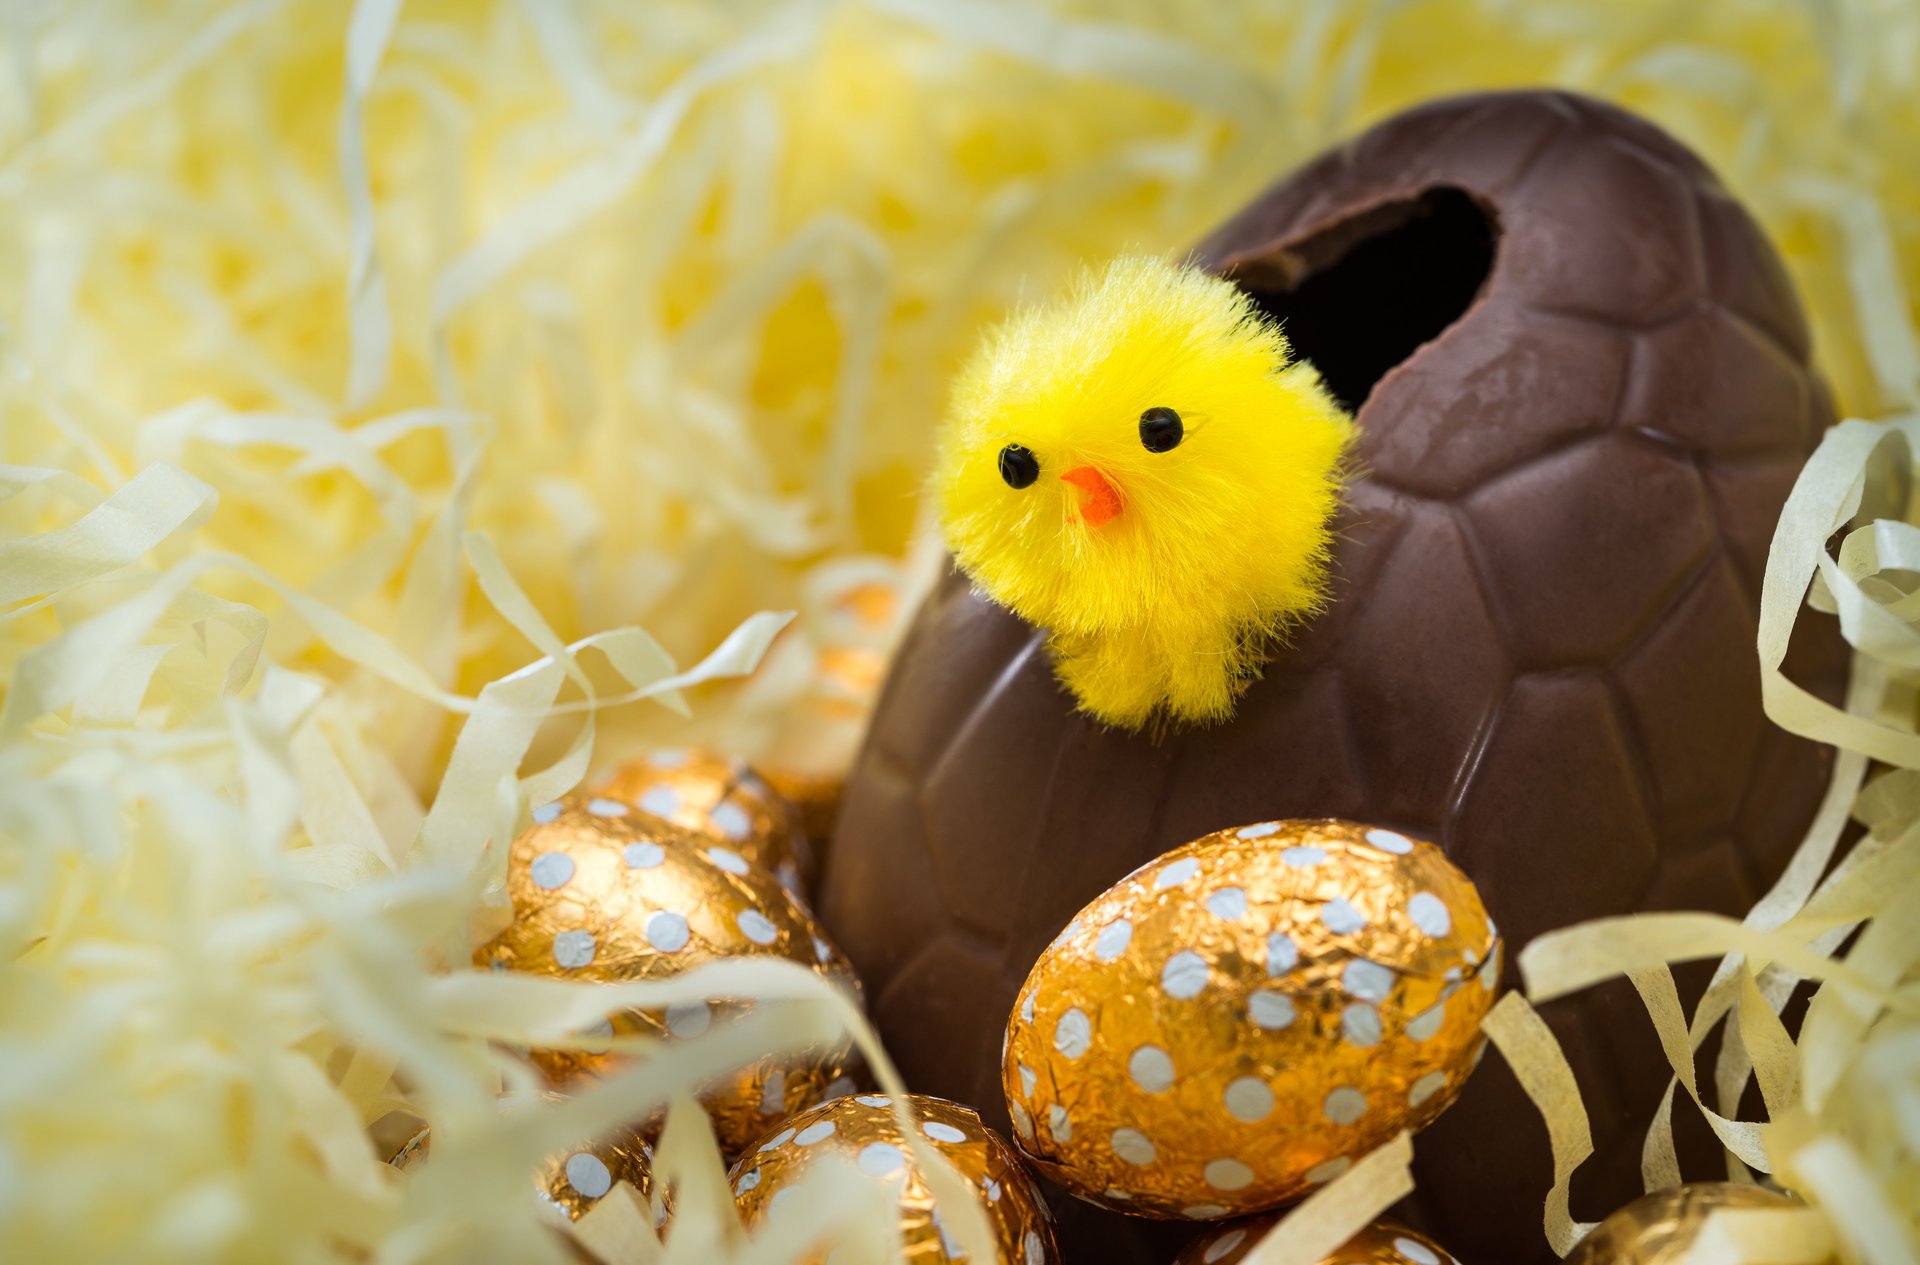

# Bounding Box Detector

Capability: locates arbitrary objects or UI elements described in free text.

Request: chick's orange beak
[1060,465,1123,527]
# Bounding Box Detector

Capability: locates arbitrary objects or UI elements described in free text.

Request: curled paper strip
[1502,414,1920,1265]
[1241,1131,1416,1265]
[5,2,1919,1263]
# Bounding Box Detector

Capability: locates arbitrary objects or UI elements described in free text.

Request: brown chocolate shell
[819,90,1847,1264]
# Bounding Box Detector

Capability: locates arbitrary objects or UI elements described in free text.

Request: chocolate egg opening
[1226,185,1498,414]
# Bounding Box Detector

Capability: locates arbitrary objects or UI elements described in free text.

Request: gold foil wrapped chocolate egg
[598,749,814,895]
[477,794,859,1154]
[1565,1183,1819,1265]
[390,1124,665,1227]
[1179,1217,1462,1265]
[1002,819,1500,1219]
[730,1093,1059,1264]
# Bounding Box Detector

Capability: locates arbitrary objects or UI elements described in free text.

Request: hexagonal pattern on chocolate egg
[821,90,1847,1265]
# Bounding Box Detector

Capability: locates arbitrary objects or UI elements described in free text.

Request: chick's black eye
[1139,406,1183,452]
[998,444,1039,489]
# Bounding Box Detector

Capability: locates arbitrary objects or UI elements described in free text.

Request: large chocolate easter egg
[818,90,1847,1264]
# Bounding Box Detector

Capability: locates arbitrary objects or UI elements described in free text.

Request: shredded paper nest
[0,2,1915,1263]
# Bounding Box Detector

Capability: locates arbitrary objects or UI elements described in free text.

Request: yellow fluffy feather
[936,256,1355,729]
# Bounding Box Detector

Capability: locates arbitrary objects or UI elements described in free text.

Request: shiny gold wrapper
[761,765,849,847]
[1179,1218,1461,1265]
[597,749,814,897]
[1002,819,1500,1219]
[476,795,860,1154]
[760,580,906,851]
[729,1093,1059,1265]
[390,1123,666,1228]
[1564,1183,1819,1265]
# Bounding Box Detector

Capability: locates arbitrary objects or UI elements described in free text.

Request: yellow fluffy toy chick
[935,256,1354,730]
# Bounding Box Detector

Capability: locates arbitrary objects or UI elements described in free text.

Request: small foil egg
[1564,1183,1818,1265]
[1179,1218,1462,1265]
[730,1093,1059,1264]
[1001,819,1500,1219]
[390,1123,665,1227]
[477,794,860,1154]
[597,749,814,896]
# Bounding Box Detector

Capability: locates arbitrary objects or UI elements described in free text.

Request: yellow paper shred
[3,2,1919,1262]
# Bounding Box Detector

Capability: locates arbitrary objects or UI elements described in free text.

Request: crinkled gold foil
[597,750,815,898]
[729,1093,1058,1264]
[1181,1218,1461,1265]
[1561,1184,1822,1265]
[390,1123,666,1229]
[476,795,860,1155]
[1002,820,1499,1219]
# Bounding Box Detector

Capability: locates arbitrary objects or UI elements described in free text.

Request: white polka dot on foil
[1281,845,1325,867]
[1020,991,1036,1024]
[1055,1009,1092,1058]
[856,1094,891,1108]
[1396,1237,1441,1265]
[1205,1230,1247,1263]
[1052,918,1084,948]
[812,935,832,963]
[1343,958,1394,1002]
[823,1076,855,1099]
[1306,1156,1351,1183]
[758,1127,796,1153]
[794,1121,836,1145]
[649,749,690,768]
[1365,828,1413,854]
[707,847,749,874]
[1407,1004,1445,1041]
[1236,822,1280,839]
[1409,1071,1448,1108]
[1184,1204,1230,1219]
[552,930,596,969]
[1162,951,1209,999]
[1322,897,1367,934]
[735,1168,760,1193]
[639,787,680,818]
[1324,1087,1367,1126]
[563,1153,612,1198]
[531,801,563,824]
[645,910,689,953]
[1018,1064,1037,1096]
[1342,1002,1382,1047]
[710,801,752,839]
[529,851,575,889]
[923,1120,966,1144]
[1024,1230,1044,1265]
[1128,1046,1174,1093]
[1408,891,1452,937]
[624,841,664,869]
[760,1070,786,1115]
[1010,1101,1034,1140]
[1223,1077,1273,1122]
[1204,1158,1254,1191]
[1155,857,1200,889]
[1094,918,1133,961]
[666,1001,710,1038]
[1047,1104,1072,1141]
[1110,1128,1156,1165]
[858,1142,905,1177]
[1104,1187,1133,1201]
[1206,886,1248,920]
[737,909,778,945]
[586,797,628,817]
[986,1179,1002,1202]
[1266,931,1298,975]
[1248,990,1295,1029]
